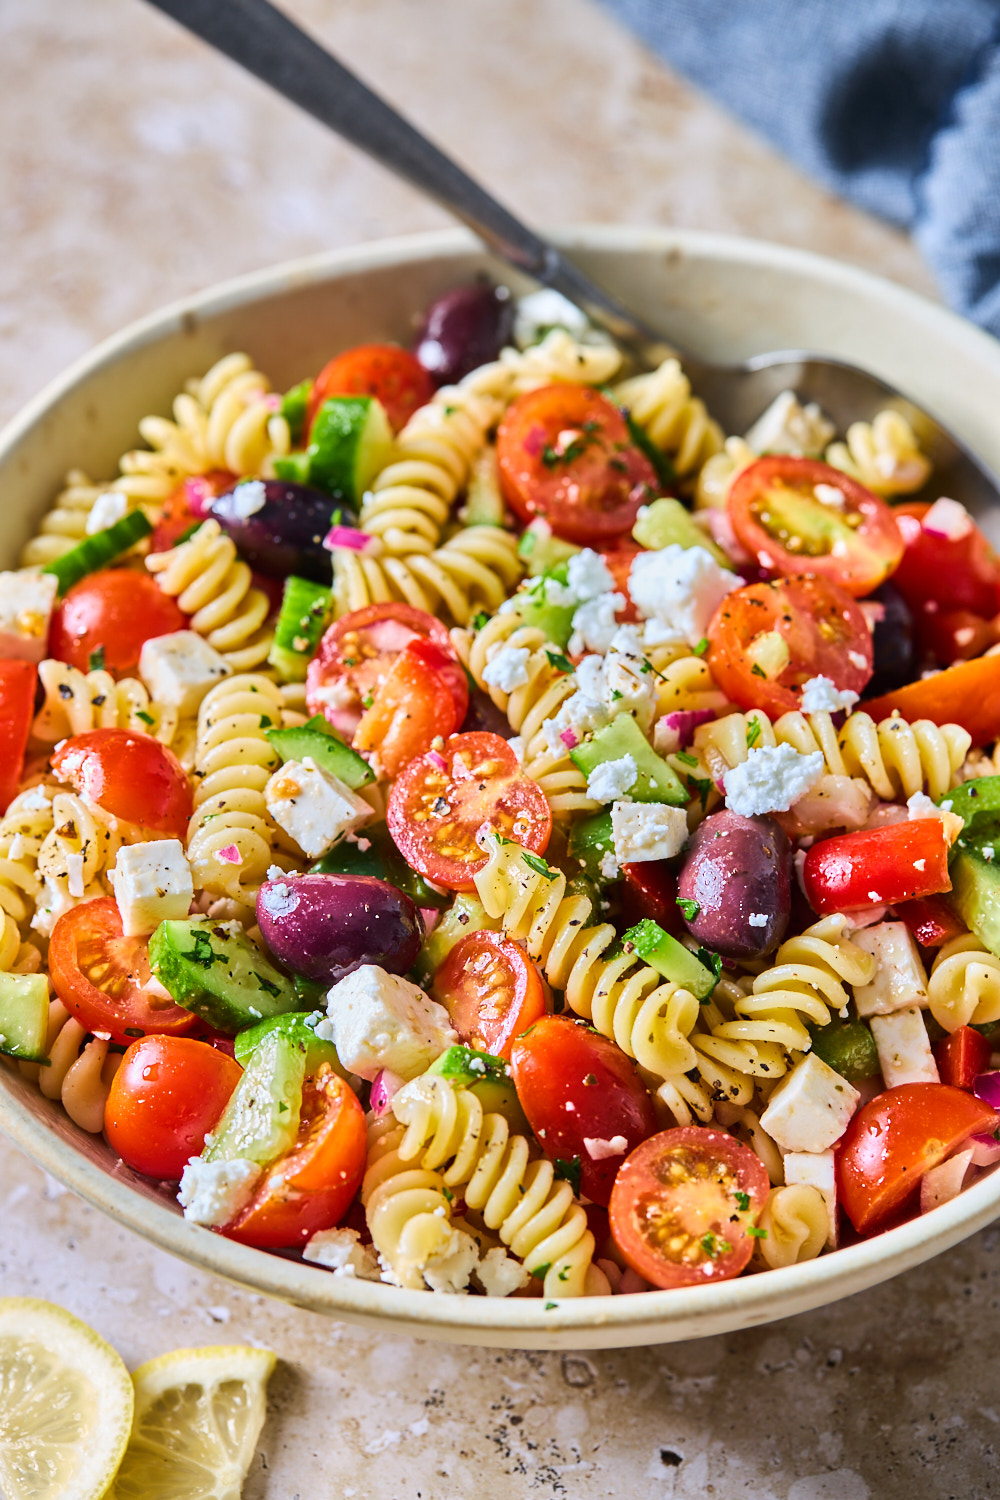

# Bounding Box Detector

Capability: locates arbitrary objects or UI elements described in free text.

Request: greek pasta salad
[3,279,1000,1302]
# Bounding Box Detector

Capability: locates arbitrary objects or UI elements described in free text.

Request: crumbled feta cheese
[759,1054,860,1153]
[477,1246,531,1297]
[177,1157,261,1227]
[30,876,82,938]
[320,964,456,1081]
[870,1007,940,1087]
[629,545,740,647]
[309,677,356,711]
[799,675,860,715]
[302,1227,381,1279]
[586,754,637,804]
[743,390,835,458]
[569,591,624,656]
[611,801,688,865]
[65,853,85,899]
[139,630,231,716]
[852,922,928,1016]
[566,548,616,601]
[641,617,682,647]
[907,791,938,821]
[513,288,590,348]
[583,1134,628,1161]
[922,496,973,541]
[264,757,373,860]
[85,491,130,534]
[228,479,267,519]
[508,735,525,765]
[747,912,768,928]
[423,1227,480,1294]
[110,838,194,936]
[0,570,58,663]
[543,691,608,755]
[482,644,530,693]
[847,649,868,671]
[783,1150,838,1246]
[724,743,824,817]
[599,851,620,880]
[574,654,607,700]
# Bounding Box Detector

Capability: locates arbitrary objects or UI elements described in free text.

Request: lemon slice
[110,1345,277,1500]
[0,1297,134,1500]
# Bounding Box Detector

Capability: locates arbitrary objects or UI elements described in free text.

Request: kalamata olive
[208,479,348,583]
[415,282,513,386]
[460,688,515,738]
[677,810,791,960]
[256,873,424,984]
[864,581,915,697]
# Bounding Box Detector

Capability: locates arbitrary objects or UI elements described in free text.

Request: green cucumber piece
[570,715,687,805]
[463,451,506,526]
[281,378,313,445]
[809,1018,879,1081]
[950,834,1000,958]
[632,497,729,566]
[204,1029,305,1167]
[942,775,1000,837]
[312,822,449,910]
[273,451,311,485]
[0,973,49,1062]
[302,395,393,504]
[516,563,576,648]
[413,893,500,983]
[426,1044,529,1132]
[267,576,332,683]
[267,714,372,789]
[43,510,153,596]
[567,810,617,883]
[149,918,298,1033]
[234,1011,345,1076]
[517,520,580,578]
[623,919,718,1000]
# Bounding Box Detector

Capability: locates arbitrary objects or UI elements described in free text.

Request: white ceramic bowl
[2,227,999,1350]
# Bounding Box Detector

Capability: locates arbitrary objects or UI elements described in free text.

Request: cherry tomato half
[934,1027,993,1092]
[862,655,1000,746]
[104,1035,243,1180]
[306,602,458,740]
[433,931,548,1060]
[836,1083,996,1233]
[728,457,904,596]
[892,501,1000,621]
[49,897,196,1046]
[0,662,37,814]
[51,728,193,840]
[307,344,434,434]
[510,1015,658,1206]
[803,819,952,916]
[597,540,642,623]
[225,1067,368,1248]
[387,731,552,891]
[609,1126,770,1288]
[497,384,659,544]
[49,568,187,676]
[620,860,683,933]
[352,637,466,777]
[150,471,236,553]
[706,575,873,717]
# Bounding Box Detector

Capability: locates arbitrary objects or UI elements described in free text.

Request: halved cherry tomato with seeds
[50,569,187,676]
[433,930,547,1059]
[706,574,873,717]
[352,637,465,777]
[497,384,659,544]
[728,457,904,596]
[306,602,458,739]
[387,730,552,891]
[307,344,434,433]
[104,1035,243,1180]
[609,1126,770,1287]
[52,728,193,840]
[49,897,197,1047]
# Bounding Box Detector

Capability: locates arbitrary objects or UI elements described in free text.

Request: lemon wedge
[0,1297,134,1500]
[109,1344,277,1500]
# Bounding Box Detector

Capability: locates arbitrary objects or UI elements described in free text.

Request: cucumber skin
[268,576,332,684]
[0,972,50,1062]
[267,719,373,790]
[205,1030,305,1167]
[234,1012,346,1077]
[571,716,687,806]
[307,396,393,503]
[43,509,153,596]
[623,919,716,1000]
[149,919,299,1034]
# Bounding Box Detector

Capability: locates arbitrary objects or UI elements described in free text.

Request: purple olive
[415,283,513,386]
[677,810,791,960]
[864,581,915,698]
[208,480,348,582]
[460,688,515,738]
[256,873,424,984]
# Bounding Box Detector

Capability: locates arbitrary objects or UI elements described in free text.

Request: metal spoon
[142,0,1000,521]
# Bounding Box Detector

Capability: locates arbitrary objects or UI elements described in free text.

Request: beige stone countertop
[1,2,995,1497]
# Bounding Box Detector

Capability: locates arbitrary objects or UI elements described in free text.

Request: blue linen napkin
[599,0,1000,336]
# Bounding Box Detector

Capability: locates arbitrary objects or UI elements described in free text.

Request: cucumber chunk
[517,519,580,578]
[950,835,1000,958]
[632,497,729,566]
[280,378,313,445]
[809,1018,879,1081]
[426,1044,529,1131]
[567,810,617,883]
[516,564,576,649]
[204,1029,304,1167]
[234,1011,346,1077]
[267,576,332,683]
[276,395,393,505]
[313,822,449,909]
[149,919,298,1033]
[0,973,49,1062]
[412,892,500,983]
[570,715,687,805]
[623,919,719,1000]
[43,510,153,596]
[267,714,373,789]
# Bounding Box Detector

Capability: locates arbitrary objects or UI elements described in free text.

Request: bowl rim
[3,222,999,1346]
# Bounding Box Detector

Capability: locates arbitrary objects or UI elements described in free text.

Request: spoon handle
[141,0,663,342]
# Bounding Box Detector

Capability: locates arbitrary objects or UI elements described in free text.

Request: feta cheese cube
[513,288,591,348]
[264,757,373,860]
[110,838,193,936]
[628,545,740,646]
[852,922,929,1016]
[586,753,637,804]
[482,643,531,693]
[85,491,130,534]
[743,390,835,457]
[611,801,688,865]
[759,1053,860,1153]
[0,570,58,663]
[177,1156,261,1227]
[783,1149,838,1246]
[724,743,825,817]
[139,630,231,716]
[799,675,860,715]
[870,1007,940,1087]
[320,964,456,1081]
[302,1226,381,1279]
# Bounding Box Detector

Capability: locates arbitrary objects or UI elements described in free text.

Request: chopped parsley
[699,1232,732,1259]
[253,971,280,996]
[471,610,490,633]
[734,1190,751,1212]
[545,649,573,675]
[180,930,227,968]
[747,1225,768,1239]
[750,663,767,679]
[746,718,762,749]
[531,1262,552,1280]
[695,947,723,983]
[361,693,374,709]
[88,646,106,672]
[676,897,700,921]
[675,751,699,768]
[692,637,709,657]
[259,715,273,730]
[135,710,155,726]
[553,1156,582,1195]
[522,852,557,881]
[685,773,713,811]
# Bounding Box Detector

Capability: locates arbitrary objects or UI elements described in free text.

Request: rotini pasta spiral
[757,1185,829,1269]
[362,1113,464,1290]
[33,659,180,747]
[824,409,931,496]
[18,997,121,1134]
[613,357,724,479]
[693,436,755,511]
[927,935,1000,1032]
[29,791,126,937]
[19,470,111,567]
[146,518,272,671]
[186,674,285,909]
[0,783,55,932]
[332,525,522,626]
[390,1074,606,1297]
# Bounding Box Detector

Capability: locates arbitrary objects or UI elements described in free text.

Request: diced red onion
[426,749,448,772]
[922,497,973,541]
[263,392,282,412]
[183,475,218,518]
[560,726,579,749]
[370,1068,405,1117]
[973,1071,1000,1110]
[661,708,715,750]
[419,907,441,935]
[969,1131,1000,1167]
[323,525,373,553]
[216,844,243,865]
[920,1148,974,1213]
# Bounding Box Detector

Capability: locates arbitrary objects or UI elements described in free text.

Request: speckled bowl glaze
[2,227,998,1350]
